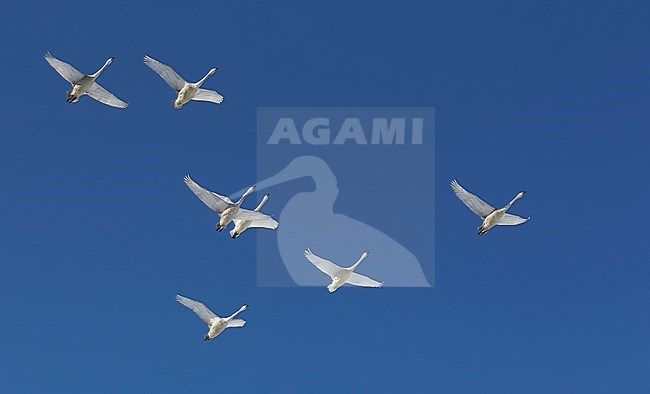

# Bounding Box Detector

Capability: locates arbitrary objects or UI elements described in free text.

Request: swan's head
[106,57,114,65]
[209,67,218,75]
[236,186,256,205]
[243,186,256,197]
[516,191,526,199]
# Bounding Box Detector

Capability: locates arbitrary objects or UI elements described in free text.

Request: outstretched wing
[86,82,129,108]
[143,55,186,92]
[226,319,246,328]
[184,175,231,214]
[44,52,84,84]
[304,249,341,279]
[192,88,224,104]
[450,179,494,218]
[347,272,383,288]
[496,213,530,226]
[176,294,219,324]
[236,209,279,229]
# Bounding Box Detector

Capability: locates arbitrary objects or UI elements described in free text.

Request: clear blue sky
[0,0,648,392]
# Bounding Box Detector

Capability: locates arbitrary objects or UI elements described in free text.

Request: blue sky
[0,0,649,392]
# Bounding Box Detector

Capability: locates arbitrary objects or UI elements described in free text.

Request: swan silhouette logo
[250,107,435,287]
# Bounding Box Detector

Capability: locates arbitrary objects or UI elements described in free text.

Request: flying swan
[44,52,128,108]
[451,179,529,235]
[184,175,278,232]
[176,295,247,341]
[229,194,277,239]
[304,249,383,292]
[143,55,223,109]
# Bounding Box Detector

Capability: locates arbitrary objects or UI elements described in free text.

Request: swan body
[176,295,247,341]
[184,175,278,232]
[451,179,529,236]
[304,249,383,292]
[230,194,275,239]
[143,55,222,109]
[243,156,431,287]
[44,52,128,108]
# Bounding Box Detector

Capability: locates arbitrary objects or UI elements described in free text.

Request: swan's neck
[228,305,247,319]
[254,194,269,212]
[196,69,215,87]
[350,252,369,271]
[236,186,255,206]
[504,193,524,211]
[90,58,112,78]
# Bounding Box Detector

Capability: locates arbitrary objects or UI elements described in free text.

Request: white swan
[451,179,529,235]
[143,55,223,109]
[229,194,278,239]
[44,52,128,108]
[176,295,247,341]
[184,175,278,232]
[304,249,383,292]
[240,156,431,287]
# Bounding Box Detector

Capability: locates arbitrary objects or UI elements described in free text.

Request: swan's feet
[215,224,224,232]
[204,334,210,341]
[66,90,76,103]
[231,232,238,239]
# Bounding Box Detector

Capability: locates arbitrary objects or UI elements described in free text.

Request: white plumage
[184,175,278,233]
[176,295,247,341]
[44,52,128,108]
[451,179,529,235]
[230,194,278,239]
[143,55,223,109]
[304,249,383,292]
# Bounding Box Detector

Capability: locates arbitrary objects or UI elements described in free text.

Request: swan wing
[86,83,128,108]
[184,175,231,214]
[211,191,234,205]
[226,318,246,328]
[236,209,278,229]
[347,272,383,288]
[450,179,494,218]
[44,52,85,84]
[192,88,224,104]
[496,213,530,226]
[143,55,186,92]
[246,217,279,230]
[304,249,341,278]
[176,294,219,324]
